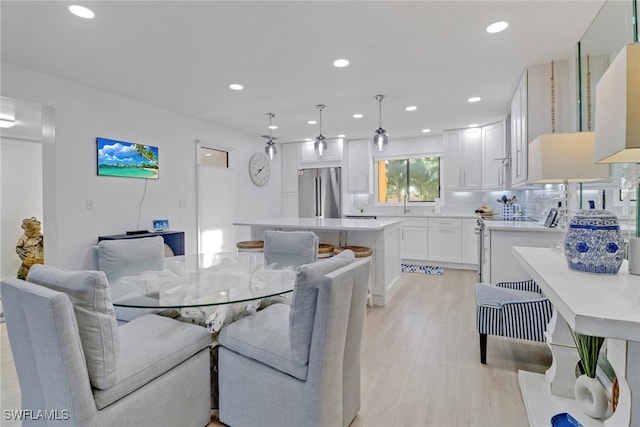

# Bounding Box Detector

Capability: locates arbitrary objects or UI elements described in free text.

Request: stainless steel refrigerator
[298,167,341,218]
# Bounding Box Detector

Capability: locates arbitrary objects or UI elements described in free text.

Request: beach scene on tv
[97,137,159,179]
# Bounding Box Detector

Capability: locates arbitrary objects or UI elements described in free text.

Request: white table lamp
[594,42,640,275]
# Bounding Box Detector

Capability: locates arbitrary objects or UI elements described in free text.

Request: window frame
[373,153,442,206]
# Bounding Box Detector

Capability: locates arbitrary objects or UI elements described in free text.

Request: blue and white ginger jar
[564,209,624,274]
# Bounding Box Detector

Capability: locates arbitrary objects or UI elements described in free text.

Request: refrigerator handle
[318,176,323,217]
[314,177,319,217]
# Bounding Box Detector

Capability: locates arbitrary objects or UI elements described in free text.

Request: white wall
[0,138,43,279]
[2,63,282,270]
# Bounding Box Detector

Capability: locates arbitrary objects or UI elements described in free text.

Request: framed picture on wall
[97,137,159,179]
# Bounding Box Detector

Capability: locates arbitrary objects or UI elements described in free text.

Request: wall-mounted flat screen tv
[97,137,159,179]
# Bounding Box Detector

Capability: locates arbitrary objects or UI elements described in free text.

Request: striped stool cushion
[475,282,552,342]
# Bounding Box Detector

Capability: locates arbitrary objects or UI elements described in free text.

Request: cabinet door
[401,227,429,261]
[346,139,373,193]
[461,129,482,189]
[428,228,462,263]
[443,131,462,190]
[511,70,528,186]
[482,121,506,189]
[281,143,300,193]
[461,219,479,264]
[300,138,343,163]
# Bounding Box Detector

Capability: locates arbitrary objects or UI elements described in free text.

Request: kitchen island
[481,219,562,283]
[233,217,402,306]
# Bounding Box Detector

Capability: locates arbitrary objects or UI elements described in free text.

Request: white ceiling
[1,1,607,144]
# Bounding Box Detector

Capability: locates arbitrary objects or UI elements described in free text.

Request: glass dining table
[109,251,296,332]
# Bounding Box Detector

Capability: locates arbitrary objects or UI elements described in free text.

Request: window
[377,156,440,203]
[199,146,228,168]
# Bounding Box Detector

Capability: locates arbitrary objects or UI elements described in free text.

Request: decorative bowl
[564,209,624,274]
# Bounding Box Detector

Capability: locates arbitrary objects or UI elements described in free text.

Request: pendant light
[314,104,327,159]
[264,113,277,160]
[373,94,389,151]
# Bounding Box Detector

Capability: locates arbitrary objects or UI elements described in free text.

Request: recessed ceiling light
[337,134,346,138]
[469,123,479,128]
[353,114,363,119]
[229,83,244,91]
[421,129,431,133]
[405,106,417,111]
[0,118,16,128]
[307,120,317,125]
[467,96,482,103]
[68,4,95,19]
[305,138,314,142]
[333,59,350,68]
[486,21,508,34]
[269,125,278,130]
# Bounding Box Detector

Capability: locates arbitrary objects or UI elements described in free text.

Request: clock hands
[256,165,267,176]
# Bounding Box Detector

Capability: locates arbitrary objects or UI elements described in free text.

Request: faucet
[403,193,409,214]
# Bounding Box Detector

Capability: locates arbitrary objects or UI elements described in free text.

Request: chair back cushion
[264,230,318,269]
[27,264,120,389]
[289,250,355,365]
[97,236,165,282]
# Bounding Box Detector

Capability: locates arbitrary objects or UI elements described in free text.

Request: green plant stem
[568,325,605,378]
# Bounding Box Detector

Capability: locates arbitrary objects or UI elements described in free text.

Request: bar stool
[334,246,374,306]
[236,240,264,252]
[318,243,335,259]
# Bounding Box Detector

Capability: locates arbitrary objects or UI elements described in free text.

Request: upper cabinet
[346,139,373,193]
[443,128,482,190]
[510,60,571,187]
[300,138,343,165]
[482,121,507,190]
[444,120,506,191]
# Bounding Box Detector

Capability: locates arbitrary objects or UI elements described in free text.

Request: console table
[513,246,640,426]
[98,231,185,256]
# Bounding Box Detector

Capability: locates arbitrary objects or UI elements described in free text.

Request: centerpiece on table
[569,326,609,419]
[564,203,625,275]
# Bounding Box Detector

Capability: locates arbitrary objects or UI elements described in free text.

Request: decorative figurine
[16,217,44,280]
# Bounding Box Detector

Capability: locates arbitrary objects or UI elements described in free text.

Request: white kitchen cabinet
[510,61,571,187]
[510,70,528,187]
[346,139,373,193]
[443,128,482,190]
[400,218,429,261]
[300,138,343,164]
[427,218,462,263]
[281,143,300,193]
[481,121,507,189]
[461,218,479,264]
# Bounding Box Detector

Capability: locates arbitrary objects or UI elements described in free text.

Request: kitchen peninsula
[233,217,402,306]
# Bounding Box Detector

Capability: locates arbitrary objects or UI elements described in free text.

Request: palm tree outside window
[377,157,440,203]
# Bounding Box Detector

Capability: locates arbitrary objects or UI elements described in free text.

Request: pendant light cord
[550,60,556,134]
[586,55,592,131]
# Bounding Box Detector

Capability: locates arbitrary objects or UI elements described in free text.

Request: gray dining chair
[263,230,319,269]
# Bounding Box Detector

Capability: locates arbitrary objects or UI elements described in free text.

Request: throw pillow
[27,264,119,390]
[289,249,355,365]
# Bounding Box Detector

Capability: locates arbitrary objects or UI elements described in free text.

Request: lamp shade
[528,132,609,184]
[594,42,640,163]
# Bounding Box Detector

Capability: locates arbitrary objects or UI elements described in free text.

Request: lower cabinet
[428,223,462,263]
[461,218,479,264]
[401,219,429,261]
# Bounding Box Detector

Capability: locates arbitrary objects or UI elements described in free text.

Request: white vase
[574,374,609,418]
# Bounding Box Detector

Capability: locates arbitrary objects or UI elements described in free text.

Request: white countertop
[233,217,402,231]
[349,212,479,219]
[513,246,640,341]
[483,220,563,232]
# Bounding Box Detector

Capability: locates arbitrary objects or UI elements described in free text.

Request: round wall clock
[248,153,271,187]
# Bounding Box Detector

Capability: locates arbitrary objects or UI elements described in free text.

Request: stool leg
[480,333,487,364]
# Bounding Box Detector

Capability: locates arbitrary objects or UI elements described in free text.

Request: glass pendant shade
[263,112,277,159]
[373,127,388,151]
[314,135,327,158]
[265,140,277,160]
[373,94,389,151]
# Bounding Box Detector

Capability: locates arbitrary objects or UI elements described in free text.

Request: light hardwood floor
[2,269,551,426]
